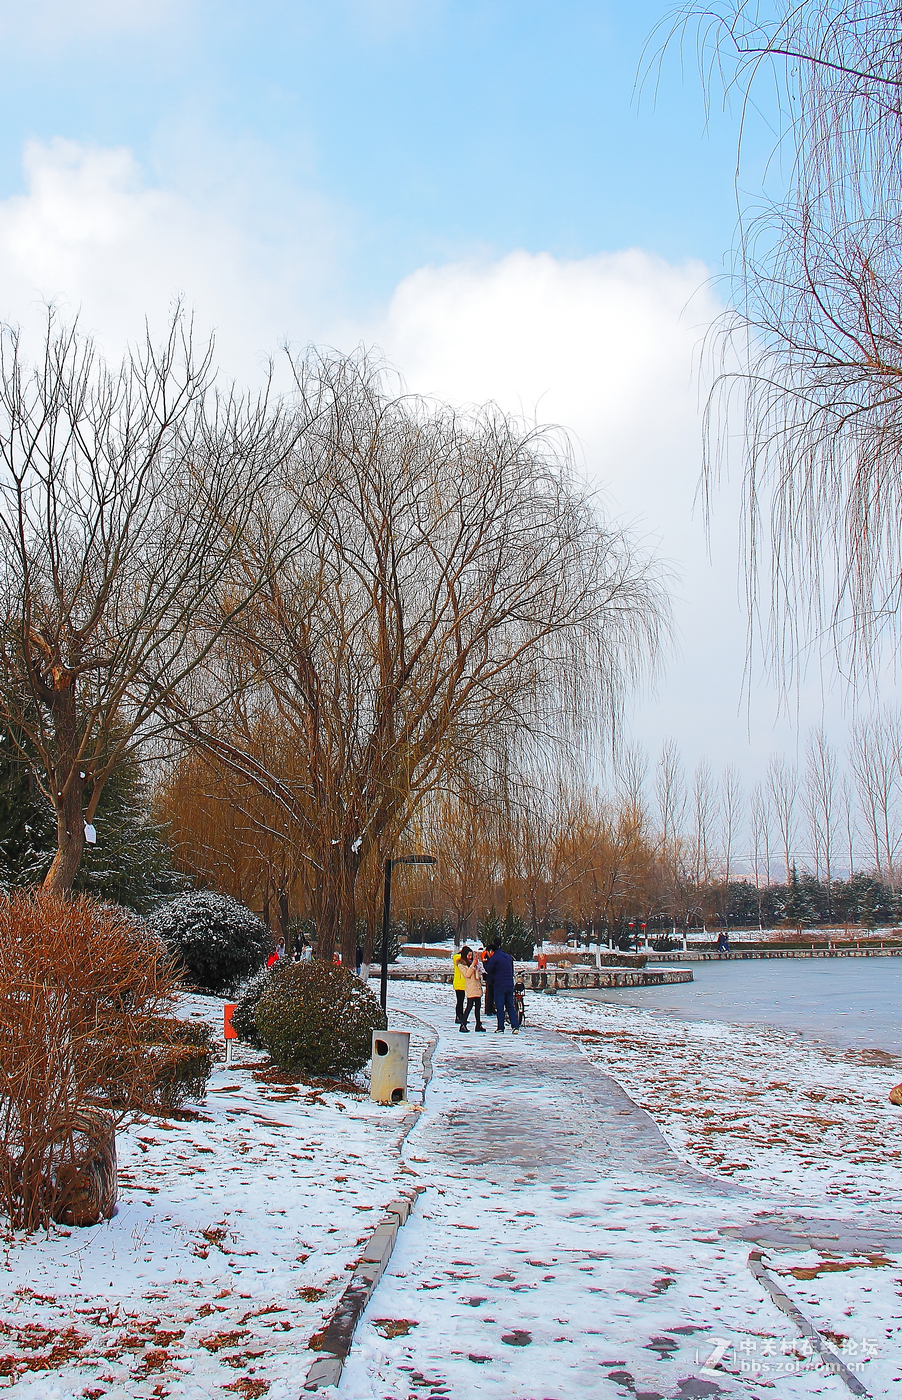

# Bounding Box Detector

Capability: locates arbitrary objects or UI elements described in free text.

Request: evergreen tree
[780,865,817,931]
[478,906,502,948]
[74,754,186,913]
[857,880,879,930]
[501,901,535,961]
[0,724,183,911]
[0,727,55,888]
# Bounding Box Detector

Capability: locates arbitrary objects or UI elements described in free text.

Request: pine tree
[478,906,502,948]
[501,901,535,961]
[781,865,817,931]
[74,754,186,913]
[0,727,55,888]
[858,881,879,930]
[0,724,183,911]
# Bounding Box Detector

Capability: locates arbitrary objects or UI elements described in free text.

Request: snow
[0,981,900,1398]
[0,994,427,1400]
[340,981,902,1399]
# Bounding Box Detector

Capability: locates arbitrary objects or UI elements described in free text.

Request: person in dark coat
[483,939,520,1034]
[483,947,495,1017]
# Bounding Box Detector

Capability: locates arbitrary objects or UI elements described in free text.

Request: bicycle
[514,980,526,1026]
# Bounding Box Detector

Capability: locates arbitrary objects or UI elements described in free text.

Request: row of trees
[0,315,666,962]
[2,297,897,948]
[648,711,902,893]
[154,753,901,944]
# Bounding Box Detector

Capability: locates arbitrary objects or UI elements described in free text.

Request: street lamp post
[380,854,437,1011]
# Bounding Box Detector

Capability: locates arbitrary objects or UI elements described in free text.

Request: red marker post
[224,1004,237,1064]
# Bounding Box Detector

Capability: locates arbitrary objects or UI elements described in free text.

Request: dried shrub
[100,1015,213,1111]
[148,890,270,994]
[140,1017,214,1110]
[0,892,182,1229]
[254,962,386,1078]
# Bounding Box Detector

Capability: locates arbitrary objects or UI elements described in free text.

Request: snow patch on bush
[148,889,270,995]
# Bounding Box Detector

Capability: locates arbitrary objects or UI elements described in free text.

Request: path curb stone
[747,1249,870,1397]
[302,1009,436,1394]
[302,1186,425,1392]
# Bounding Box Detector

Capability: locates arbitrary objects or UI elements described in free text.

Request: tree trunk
[314,848,361,966]
[362,878,379,965]
[277,888,290,942]
[42,771,84,895]
[339,849,360,970]
[314,865,339,962]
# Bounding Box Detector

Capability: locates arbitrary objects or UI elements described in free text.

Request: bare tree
[804,728,838,899]
[749,782,772,927]
[0,314,292,893]
[155,747,310,934]
[659,1,902,677]
[421,783,498,944]
[719,764,743,887]
[841,771,858,877]
[690,759,719,891]
[616,744,649,818]
[193,353,669,964]
[849,708,902,885]
[655,739,686,867]
[767,754,798,883]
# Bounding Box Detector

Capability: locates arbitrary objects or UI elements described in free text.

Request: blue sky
[0,0,750,305]
[0,0,870,821]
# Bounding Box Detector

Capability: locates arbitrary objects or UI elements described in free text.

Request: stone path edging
[747,1249,870,1397]
[302,1186,425,1393]
[301,1009,437,1394]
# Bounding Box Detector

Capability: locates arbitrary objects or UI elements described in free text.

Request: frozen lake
[564,956,902,1055]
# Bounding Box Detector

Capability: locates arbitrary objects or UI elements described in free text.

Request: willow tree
[154,747,312,932]
[660,0,902,678]
[195,352,669,965]
[0,314,296,893]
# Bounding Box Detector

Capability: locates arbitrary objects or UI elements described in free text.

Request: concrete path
[409,1019,733,1191]
[335,995,899,1400]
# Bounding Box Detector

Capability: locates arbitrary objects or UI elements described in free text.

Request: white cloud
[373,249,717,534]
[0,0,184,41]
[0,138,338,374]
[0,140,856,781]
[364,250,853,777]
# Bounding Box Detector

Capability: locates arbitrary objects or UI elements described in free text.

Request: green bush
[148,890,270,995]
[232,965,274,1048]
[254,961,387,1078]
[501,903,535,961]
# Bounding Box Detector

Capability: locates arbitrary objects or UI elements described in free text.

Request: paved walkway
[409,1019,733,1191]
[336,995,902,1399]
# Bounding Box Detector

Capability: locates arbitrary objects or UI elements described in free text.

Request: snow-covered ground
[1,982,901,1398]
[0,995,431,1400]
[342,981,902,1400]
[541,992,902,1202]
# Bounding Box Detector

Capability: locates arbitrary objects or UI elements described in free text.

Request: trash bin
[370,1029,410,1105]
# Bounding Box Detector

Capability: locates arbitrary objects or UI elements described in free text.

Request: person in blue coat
[483,939,520,1034]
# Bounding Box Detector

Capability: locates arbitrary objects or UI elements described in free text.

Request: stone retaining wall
[652,948,902,961]
[386,967,693,989]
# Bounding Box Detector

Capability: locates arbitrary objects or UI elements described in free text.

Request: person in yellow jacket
[452,946,469,1024]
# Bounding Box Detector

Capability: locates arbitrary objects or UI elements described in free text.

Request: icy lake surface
[567,955,902,1054]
